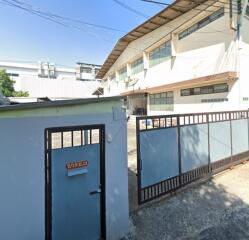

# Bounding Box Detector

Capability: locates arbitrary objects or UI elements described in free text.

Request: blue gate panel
[180,124,209,173]
[51,144,100,240]
[232,119,249,155]
[209,121,231,162]
[140,128,179,188]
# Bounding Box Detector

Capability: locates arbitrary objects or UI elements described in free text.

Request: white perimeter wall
[0,64,100,98]
[17,75,100,98]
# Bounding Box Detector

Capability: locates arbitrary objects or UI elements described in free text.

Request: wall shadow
[127,118,249,239]
[130,172,249,240]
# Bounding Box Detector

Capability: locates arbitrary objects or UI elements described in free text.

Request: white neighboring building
[98,0,249,115]
[0,61,101,99]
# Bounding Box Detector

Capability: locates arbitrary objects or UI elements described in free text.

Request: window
[118,66,127,81]
[7,73,19,77]
[81,67,92,74]
[179,8,224,40]
[149,91,174,111]
[109,73,116,81]
[149,41,171,67]
[38,63,56,78]
[200,85,214,94]
[131,57,143,75]
[181,89,191,96]
[181,83,229,96]
[214,83,229,93]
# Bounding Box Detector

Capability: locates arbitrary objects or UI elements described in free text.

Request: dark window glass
[200,86,214,94]
[131,57,143,75]
[181,89,191,96]
[214,83,229,93]
[149,91,174,111]
[149,41,171,67]
[118,66,127,81]
[194,87,201,95]
[181,83,228,96]
[7,73,19,77]
[178,8,224,40]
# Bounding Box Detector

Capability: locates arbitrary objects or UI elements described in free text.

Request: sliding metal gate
[45,124,106,240]
[137,110,249,205]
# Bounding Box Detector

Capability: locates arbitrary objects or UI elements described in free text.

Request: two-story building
[98,0,249,115]
[0,61,101,100]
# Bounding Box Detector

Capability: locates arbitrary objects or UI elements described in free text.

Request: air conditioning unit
[128,77,139,87]
[124,77,130,83]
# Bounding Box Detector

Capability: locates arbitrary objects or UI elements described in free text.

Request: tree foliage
[0,70,29,97]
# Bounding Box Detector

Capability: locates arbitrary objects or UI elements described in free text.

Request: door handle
[89,189,101,195]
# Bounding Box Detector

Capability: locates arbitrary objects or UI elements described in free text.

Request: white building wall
[106,13,237,92]
[147,81,239,115]
[0,62,100,98]
[239,16,249,109]
[102,2,249,115]
[18,75,100,98]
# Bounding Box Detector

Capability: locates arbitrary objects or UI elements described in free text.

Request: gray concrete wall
[0,103,129,240]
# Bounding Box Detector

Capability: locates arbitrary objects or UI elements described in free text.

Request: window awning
[120,71,238,96]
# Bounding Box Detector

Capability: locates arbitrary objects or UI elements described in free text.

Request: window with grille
[181,83,229,96]
[131,57,144,75]
[117,66,127,81]
[109,73,116,81]
[149,91,174,111]
[179,8,225,40]
[149,41,171,67]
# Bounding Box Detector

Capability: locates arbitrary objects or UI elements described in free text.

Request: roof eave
[96,0,209,79]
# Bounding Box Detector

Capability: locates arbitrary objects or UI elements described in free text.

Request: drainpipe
[230,0,237,30]
[240,0,249,25]
[236,0,249,108]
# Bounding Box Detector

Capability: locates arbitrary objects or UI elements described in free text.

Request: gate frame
[136,110,249,205]
[44,124,106,240]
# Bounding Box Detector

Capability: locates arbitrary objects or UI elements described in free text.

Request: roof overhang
[96,0,210,79]
[120,71,238,96]
[121,89,148,96]
[0,96,124,112]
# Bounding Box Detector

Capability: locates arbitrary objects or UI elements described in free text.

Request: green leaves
[0,70,29,97]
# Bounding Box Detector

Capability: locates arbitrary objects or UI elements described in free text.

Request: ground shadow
[129,171,249,240]
[127,120,249,239]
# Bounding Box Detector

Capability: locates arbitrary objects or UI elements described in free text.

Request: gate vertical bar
[45,129,52,240]
[136,117,142,205]
[45,129,49,240]
[230,112,234,166]
[99,126,106,239]
[177,116,182,187]
[248,111,249,151]
[207,113,211,173]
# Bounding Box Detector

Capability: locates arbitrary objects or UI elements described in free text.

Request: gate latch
[89,189,101,195]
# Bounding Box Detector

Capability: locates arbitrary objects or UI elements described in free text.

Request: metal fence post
[177,116,182,187]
